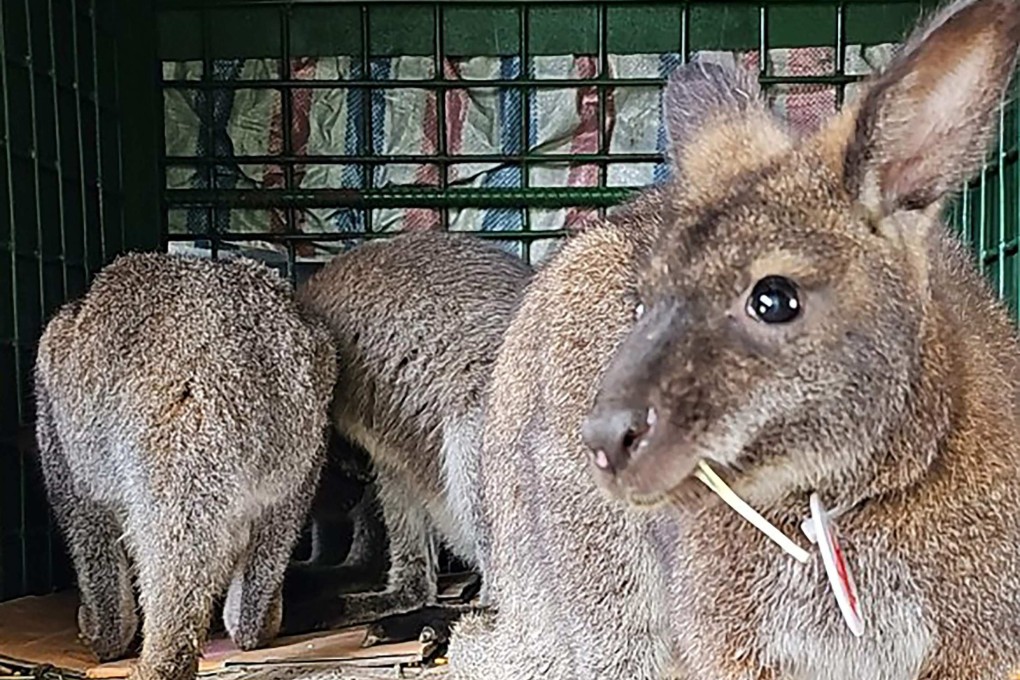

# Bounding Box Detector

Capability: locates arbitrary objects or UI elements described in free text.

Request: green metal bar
[161,74,866,89]
[961,180,972,256]
[979,156,988,277]
[166,228,572,242]
[680,3,689,62]
[89,0,108,264]
[22,0,45,595]
[0,0,15,601]
[153,0,934,5]
[434,3,449,229]
[163,152,664,165]
[835,2,846,109]
[165,186,638,210]
[997,97,1006,301]
[519,2,531,256]
[281,4,297,247]
[597,0,609,224]
[110,0,127,259]
[360,5,372,233]
[23,0,46,322]
[70,0,92,277]
[200,4,217,258]
[46,0,68,300]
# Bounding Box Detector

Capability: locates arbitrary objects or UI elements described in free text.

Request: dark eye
[746,276,801,323]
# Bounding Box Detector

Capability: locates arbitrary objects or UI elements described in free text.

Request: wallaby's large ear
[662,55,792,188]
[842,0,1020,218]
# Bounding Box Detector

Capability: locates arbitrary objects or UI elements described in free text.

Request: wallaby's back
[300,233,530,475]
[293,231,533,630]
[35,252,336,680]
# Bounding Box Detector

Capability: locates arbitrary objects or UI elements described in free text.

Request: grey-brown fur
[34,253,337,680]
[444,49,800,680]
[583,1,1020,678]
[444,196,683,679]
[295,231,532,628]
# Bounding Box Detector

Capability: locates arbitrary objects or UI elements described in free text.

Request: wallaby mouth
[582,405,711,508]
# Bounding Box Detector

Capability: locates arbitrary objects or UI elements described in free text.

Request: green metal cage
[0,0,159,603]
[1,0,1016,603]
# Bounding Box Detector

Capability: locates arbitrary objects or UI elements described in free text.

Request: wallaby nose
[581,406,653,474]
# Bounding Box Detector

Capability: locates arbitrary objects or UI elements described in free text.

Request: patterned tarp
[162,44,896,264]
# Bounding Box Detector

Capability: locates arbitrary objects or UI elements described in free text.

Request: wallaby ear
[843,0,1020,218]
[662,55,792,188]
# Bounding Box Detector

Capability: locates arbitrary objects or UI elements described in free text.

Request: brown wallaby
[292,230,533,632]
[33,253,337,680]
[581,0,1020,677]
[444,47,802,679]
[443,197,686,677]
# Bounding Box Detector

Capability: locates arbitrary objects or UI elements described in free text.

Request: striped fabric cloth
[163,44,895,264]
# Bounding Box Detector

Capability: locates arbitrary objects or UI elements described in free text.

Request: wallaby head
[582,0,1020,510]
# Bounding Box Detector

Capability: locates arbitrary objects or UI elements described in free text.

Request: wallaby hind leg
[130,503,237,680]
[71,503,139,661]
[285,474,437,632]
[35,392,137,661]
[343,481,388,578]
[334,473,437,619]
[224,468,319,650]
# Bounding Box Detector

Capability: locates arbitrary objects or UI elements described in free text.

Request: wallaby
[444,198,683,678]
[34,253,337,680]
[582,0,1020,678]
[291,230,533,632]
[443,47,803,679]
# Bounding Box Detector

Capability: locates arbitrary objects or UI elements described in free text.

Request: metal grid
[3,0,1018,604]
[0,0,126,601]
[952,93,1020,319]
[0,0,159,603]
[156,1,952,278]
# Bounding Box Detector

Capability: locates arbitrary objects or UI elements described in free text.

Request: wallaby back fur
[445,189,685,680]
[582,0,1020,677]
[34,252,337,680]
[295,230,533,627]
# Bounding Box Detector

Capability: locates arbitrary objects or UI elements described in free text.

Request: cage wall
[4,0,1020,603]
[0,0,160,601]
[156,0,954,279]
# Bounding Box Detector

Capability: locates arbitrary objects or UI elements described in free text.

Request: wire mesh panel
[951,82,1020,318]
[0,0,159,602]
[156,0,954,284]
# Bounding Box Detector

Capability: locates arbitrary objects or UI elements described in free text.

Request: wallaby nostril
[622,428,640,452]
[622,419,650,457]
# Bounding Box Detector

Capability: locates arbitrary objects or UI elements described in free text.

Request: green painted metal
[0,0,159,602]
[2,0,1019,603]
[155,0,944,270]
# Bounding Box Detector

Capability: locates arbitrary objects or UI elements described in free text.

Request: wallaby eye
[746,276,800,324]
[634,302,645,320]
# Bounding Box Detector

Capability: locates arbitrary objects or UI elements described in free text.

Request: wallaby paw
[78,603,138,662]
[361,605,465,648]
[281,590,425,635]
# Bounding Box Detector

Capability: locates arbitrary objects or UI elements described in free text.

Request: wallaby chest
[669,509,932,680]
